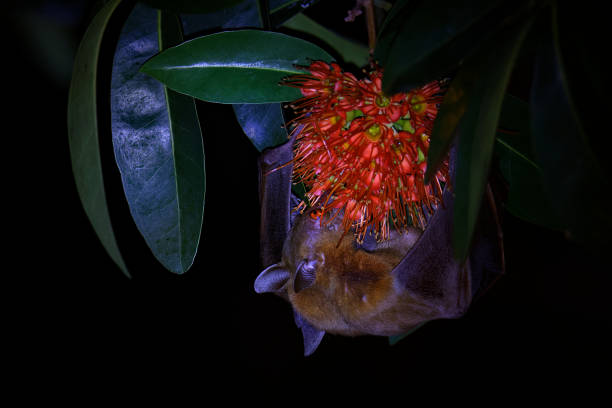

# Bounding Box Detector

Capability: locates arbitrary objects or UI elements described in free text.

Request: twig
[345,0,377,54]
[363,0,376,54]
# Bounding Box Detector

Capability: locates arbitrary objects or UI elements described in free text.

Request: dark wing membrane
[258,136,295,268]
[469,183,505,301]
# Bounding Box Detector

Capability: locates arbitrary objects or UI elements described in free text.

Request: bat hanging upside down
[254,139,504,356]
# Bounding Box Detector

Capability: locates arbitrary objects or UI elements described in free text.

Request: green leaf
[140,30,333,103]
[452,19,533,261]
[67,0,129,277]
[496,94,536,163]
[269,0,322,27]
[494,96,565,230]
[495,138,564,230]
[233,103,288,151]
[176,1,290,154]
[180,0,261,37]
[529,7,612,249]
[282,13,370,68]
[110,4,206,273]
[376,0,532,94]
[374,0,412,64]
[139,0,245,14]
[270,0,301,13]
[424,83,467,185]
[257,0,272,29]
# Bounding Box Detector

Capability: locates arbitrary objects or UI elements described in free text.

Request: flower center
[375,94,390,108]
[411,94,426,114]
[366,123,381,142]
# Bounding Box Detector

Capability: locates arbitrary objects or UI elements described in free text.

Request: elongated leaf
[140,30,333,103]
[175,1,290,154]
[180,0,260,38]
[453,19,533,261]
[270,0,299,10]
[111,4,205,273]
[258,0,272,29]
[376,0,410,38]
[376,0,533,93]
[424,84,467,185]
[139,0,244,14]
[496,94,535,162]
[494,95,564,229]
[282,13,369,68]
[530,7,611,249]
[67,0,129,277]
[495,138,564,230]
[374,0,412,64]
[270,0,321,27]
[233,103,288,151]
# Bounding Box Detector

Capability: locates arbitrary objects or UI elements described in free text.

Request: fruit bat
[255,137,504,356]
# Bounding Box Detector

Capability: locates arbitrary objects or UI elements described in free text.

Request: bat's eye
[294,259,318,293]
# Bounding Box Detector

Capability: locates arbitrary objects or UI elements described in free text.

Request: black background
[6,0,610,392]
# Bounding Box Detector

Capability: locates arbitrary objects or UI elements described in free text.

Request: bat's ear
[254,263,291,294]
[294,311,325,356]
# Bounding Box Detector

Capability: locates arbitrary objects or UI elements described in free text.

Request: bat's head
[255,207,427,354]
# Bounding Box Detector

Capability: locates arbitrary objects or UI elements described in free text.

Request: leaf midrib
[149,62,305,75]
[495,137,539,170]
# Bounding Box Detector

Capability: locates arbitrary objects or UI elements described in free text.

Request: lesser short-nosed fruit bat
[255,138,504,356]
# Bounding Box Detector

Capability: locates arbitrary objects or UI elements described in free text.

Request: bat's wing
[468,184,505,302]
[258,136,295,268]
[257,136,327,355]
[392,188,473,316]
[392,146,505,317]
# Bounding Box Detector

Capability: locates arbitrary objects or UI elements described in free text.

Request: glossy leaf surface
[111,4,205,273]
[452,19,532,261]
[67,0,129,277]
[530,8,611,249]
[140,30,333,103]
[177,0,290,154]
[233,103,288,151]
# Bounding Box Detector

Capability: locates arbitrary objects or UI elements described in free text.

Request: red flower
[283,62,449,242]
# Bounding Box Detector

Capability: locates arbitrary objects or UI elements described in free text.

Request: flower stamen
[281,61,449,241]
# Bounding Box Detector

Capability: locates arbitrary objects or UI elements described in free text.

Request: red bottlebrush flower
[359,69,406,123]
[406,80,445,133]
[282,61,449,242]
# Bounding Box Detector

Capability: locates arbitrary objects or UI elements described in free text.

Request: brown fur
[280,210,435,336]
